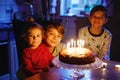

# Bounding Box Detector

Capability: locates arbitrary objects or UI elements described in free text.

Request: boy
[43,21,65,57]
[78,5,112,60]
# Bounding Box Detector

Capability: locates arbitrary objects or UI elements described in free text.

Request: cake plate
[52,56,104,80]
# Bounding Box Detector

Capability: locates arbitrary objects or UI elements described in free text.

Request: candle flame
[67,39,84,48]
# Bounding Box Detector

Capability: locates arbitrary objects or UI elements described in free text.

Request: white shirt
[78,26,112,60]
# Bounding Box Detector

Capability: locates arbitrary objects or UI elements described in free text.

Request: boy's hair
[44,21,64,36]
[22,22,43,39]
[90,5,108,18]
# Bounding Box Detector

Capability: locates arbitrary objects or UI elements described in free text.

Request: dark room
[0,0,120,80]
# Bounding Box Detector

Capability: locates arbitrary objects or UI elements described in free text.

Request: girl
[17,22,53,79]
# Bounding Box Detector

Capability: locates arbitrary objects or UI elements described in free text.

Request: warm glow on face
[45,28,63,47]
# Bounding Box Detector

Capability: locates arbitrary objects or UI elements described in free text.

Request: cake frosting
[59,48,95,65]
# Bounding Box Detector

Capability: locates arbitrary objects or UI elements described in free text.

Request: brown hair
[90,5,108,18]
[22,22,43,40]
[44,21,64,36]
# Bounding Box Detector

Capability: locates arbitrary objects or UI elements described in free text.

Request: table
[25,60,120,80]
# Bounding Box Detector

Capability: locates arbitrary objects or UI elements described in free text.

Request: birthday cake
[59,48,95,65]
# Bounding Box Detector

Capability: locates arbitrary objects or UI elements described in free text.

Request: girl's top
[23,43,53,74]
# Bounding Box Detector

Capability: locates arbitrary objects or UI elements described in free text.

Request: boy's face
[27,28,42,48]
[89,11,108,29]
[45,28,63,47]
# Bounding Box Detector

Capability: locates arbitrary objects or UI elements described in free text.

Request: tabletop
[25,60,120,80]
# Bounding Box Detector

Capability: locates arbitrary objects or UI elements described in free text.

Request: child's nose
[53,35,57,40]
[33,36,37,39]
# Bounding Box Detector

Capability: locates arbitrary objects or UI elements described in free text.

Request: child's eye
[37,35,40,37]
[57,35,62,38]
[49,32,54,35]
[29,34,33,37]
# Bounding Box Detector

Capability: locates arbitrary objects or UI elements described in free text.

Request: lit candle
[67,42,70,48]
[81,40,84,47]
[103,62,107,68]
[115,64,120,70]
[77,40,79,47]
[79,40,81,48]
[79,40,84,48]
[74,40,76,48]
[71,39,73,48]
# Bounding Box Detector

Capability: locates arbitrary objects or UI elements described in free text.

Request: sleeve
[78,27,86,40]
[78,27,89,48]
[52,43,66,57]
[61,43,66,50]
[100,32,112,60]
[23,49,36,74]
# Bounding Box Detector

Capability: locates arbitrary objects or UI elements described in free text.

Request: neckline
[88,27,104,37]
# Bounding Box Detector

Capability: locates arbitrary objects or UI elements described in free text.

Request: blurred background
[0,0,120,80]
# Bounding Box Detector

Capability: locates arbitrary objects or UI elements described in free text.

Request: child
[78,5,112,60]
[17,22,53,79]
[43,21,65,57]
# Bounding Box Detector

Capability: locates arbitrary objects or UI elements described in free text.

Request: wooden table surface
[25,60,120,80]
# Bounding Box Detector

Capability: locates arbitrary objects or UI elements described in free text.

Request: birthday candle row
[66,39,84,48]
